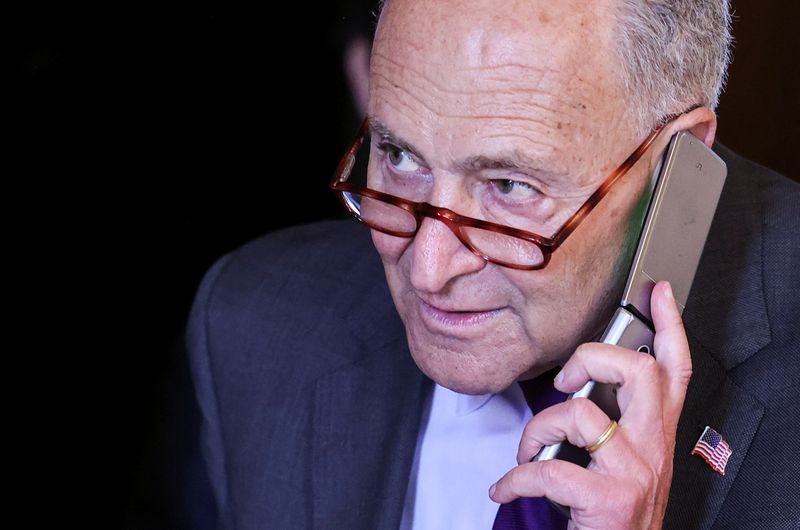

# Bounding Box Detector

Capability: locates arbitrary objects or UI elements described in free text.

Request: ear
[664,107,718,148]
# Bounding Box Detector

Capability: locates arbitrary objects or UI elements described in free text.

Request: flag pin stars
[691,426,732,475]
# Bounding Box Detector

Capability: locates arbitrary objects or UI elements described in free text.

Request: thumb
[651,281,693,411]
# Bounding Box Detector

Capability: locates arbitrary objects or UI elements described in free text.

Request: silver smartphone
[532,131,727,511]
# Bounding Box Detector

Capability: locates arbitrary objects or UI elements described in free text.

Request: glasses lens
[342,191,418,236]
[335,126,549,268]
[461,225,544,268]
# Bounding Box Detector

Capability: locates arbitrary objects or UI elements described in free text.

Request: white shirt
[399,383,533,530]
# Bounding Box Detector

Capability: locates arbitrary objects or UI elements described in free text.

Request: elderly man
[187,0,799,528]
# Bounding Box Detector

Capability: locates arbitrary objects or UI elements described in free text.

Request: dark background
[6,1,797,528]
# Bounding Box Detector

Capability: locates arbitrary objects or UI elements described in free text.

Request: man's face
[369,0,659,394]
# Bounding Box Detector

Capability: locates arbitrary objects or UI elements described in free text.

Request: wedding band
[586,421,619,453]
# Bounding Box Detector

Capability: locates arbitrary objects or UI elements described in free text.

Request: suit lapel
[311,335,430,530]
[665,334,765,529]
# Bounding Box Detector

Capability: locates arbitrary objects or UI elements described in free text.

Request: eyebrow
[368,117,426,161]
[456,151,548,175]
[367,115,556,181]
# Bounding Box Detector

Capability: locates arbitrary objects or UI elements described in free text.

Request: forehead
[370,0,630,180]
[377,0,615,70]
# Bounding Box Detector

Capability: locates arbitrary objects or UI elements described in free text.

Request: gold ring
[586,421,619,454]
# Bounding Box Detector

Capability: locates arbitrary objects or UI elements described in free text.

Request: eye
[380,143,420,172]
[491,179,540,201]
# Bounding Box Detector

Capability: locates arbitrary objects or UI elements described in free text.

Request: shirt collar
[450,383,530,418]
[455,391,495,416]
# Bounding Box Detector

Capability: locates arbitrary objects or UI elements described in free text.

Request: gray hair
[615,0,733,131]
[374,1,733,131]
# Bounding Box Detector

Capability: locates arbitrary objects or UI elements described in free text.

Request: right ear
[664,107,718,148]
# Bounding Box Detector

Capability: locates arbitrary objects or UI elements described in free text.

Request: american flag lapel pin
[691,426,732,475]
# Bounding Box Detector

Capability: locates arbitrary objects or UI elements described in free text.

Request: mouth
[417,297,504,331]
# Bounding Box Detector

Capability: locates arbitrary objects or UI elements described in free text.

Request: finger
[650,281,692,412]
[490,459,610,509]
[554,343,663,421]
[554,342,642,392]
[517,398,625,466]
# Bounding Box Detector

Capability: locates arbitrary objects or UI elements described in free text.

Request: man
[187,1,799,528]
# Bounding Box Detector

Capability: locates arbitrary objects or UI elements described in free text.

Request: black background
[6,1,797,528]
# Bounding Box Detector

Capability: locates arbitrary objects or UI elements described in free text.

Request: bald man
[187,1,800,528]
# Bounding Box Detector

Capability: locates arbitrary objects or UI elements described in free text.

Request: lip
[417,297,504,333]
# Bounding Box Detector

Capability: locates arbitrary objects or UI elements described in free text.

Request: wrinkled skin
[369,0,714,527]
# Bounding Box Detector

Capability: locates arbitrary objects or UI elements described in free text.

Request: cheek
[371,229,415,325]
[505,201,637,360]
[371,230,411,263]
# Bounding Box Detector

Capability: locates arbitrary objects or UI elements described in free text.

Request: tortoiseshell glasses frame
[331,118,667,270]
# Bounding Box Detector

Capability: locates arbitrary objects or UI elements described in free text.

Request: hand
[489,281,693,529]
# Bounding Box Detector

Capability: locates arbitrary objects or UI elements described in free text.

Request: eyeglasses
[330,118,666,270]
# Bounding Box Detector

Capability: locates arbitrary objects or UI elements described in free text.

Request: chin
[406,340,526,395]
[425,368,512,395]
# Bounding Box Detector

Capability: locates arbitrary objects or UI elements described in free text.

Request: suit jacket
[187,144,800,529]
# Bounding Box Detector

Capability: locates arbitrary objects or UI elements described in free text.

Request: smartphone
[532,131,727,512]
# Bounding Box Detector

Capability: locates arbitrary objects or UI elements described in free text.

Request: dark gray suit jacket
[187,144,800,529]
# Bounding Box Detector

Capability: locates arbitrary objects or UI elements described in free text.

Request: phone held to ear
[533,131,727,514]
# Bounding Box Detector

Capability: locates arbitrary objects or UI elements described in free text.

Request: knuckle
[526,413,545,433]
[507,464,535,494]
[537,460,558,484]
[569,397,598,422]
[518,433,537,459]
[504,468,521,493]
[672,310,687,330]
[573,342,592,361]
[521,419,544,445]
[521,420,535,441]
[634,351,658,374]
[676,362,693,387]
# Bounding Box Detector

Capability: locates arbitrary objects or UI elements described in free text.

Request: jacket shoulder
[713,144,800,376]
[195,220,400,365]
[185,220,405,527]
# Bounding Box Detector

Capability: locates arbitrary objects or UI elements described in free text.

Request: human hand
[490,281,693,529]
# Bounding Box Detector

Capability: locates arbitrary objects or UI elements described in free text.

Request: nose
[409,215,487,293]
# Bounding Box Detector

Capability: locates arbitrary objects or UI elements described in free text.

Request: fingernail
[664,281,674,300]
[554,369,564,387]
[489,484,497,498]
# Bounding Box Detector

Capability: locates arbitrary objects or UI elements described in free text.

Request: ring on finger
[586,420,619,454]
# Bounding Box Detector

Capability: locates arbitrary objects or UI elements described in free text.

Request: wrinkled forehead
[373,0,621,117]
[376,0,616,69]
[370,0,630,179]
